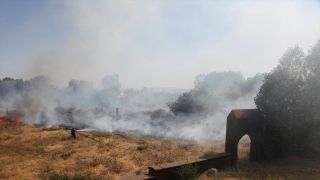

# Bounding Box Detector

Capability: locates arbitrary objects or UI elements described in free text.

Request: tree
[194,71,245,95]
[68,79,79,90]
[168,71,262,116]
[98,75,122,108]
[194,71,262,100]
[300,40,320,150]
[255,41,320,158]
[101,74,121,92]
[0,77,25,107]
[166,89,211,115]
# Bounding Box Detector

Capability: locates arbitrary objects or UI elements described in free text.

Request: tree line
[0,74,177,111]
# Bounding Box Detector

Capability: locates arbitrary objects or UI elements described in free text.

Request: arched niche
[237,134,251,162]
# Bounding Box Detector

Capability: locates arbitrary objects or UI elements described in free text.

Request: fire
[0,116,21,125]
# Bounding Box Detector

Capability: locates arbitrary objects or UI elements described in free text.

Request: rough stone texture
[120,174,155,180]
[205,168,218,176]
[120,153,231,180]
[225,109,264,164]
[148,153,232,180]
[198,168,218,180]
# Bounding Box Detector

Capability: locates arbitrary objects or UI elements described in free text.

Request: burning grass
[0,122,219,179]
[0,116,21,125]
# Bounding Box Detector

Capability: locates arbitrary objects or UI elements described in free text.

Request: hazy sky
[0,0,319,90]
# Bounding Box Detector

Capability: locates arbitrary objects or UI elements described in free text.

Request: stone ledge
[120,174,155,180]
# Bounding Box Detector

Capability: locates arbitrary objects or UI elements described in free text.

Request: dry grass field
[1,121,320,180]
[0,122,221,180]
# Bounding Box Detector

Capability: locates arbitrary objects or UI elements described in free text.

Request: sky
[0,0,319,90]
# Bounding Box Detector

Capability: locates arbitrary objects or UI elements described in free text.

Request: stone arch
[225,109,264,164]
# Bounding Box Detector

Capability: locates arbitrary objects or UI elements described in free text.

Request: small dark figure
[71,128,76,139]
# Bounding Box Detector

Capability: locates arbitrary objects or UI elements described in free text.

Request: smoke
[0,71,262,143]
[3,0,318,90]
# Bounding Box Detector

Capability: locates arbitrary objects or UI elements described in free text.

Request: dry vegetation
[0,123,221,180]
[1,123,320,180]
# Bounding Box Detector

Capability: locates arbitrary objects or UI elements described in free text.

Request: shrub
[176,163,199,180]
[203,150,216,156]
[109,160,127,173]
[137,144,149,151]
[166,90,209,115]
[161,138,174,150]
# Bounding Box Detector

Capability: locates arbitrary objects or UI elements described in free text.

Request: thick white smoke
[0,71,262,143]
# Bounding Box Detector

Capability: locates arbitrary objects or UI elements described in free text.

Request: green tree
[300,39,320,149]
[166,90,210,115]
[255,40,320,158]
[168,71,262,116]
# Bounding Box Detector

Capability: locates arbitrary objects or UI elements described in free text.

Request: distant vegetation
[0,74,177,111]
[166,71,263,115]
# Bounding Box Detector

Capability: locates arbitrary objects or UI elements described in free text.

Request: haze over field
[0,71,263,143]
[0,0,319,89]
[0,0,319,143]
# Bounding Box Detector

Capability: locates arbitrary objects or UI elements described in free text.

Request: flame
[13,117,21,125]
[0,116,21,125]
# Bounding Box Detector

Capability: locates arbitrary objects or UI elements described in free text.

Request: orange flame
[13,117,21,125]
[0,116,21,125]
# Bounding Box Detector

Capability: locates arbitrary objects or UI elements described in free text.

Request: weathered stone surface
[198,168,218,179]
[225,109,264,164]
[120,174,155,180]
[148,153,232,180]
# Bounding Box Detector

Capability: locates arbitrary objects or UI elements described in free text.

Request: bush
[166,90,209,115]
[109,160,127,173]
[203,150,216,156]
[176,163,199,180]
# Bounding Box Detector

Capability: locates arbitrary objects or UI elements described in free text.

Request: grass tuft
[202,150,216,157]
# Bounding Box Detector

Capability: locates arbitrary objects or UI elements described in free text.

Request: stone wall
[121,153,232,180]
